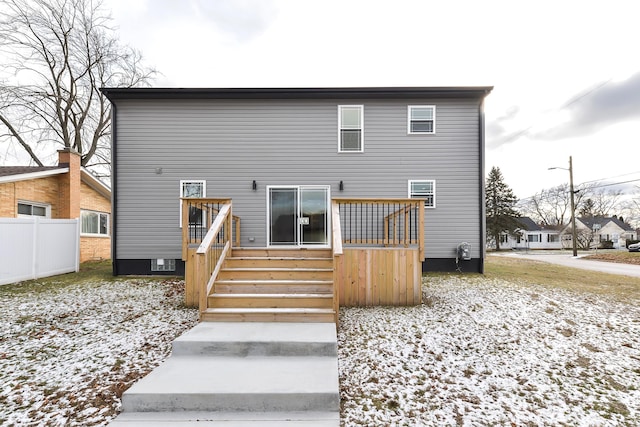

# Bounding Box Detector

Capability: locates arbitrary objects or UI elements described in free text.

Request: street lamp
[549,156,578,257]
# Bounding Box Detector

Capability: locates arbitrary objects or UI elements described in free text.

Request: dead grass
[1,261,181,296]
[584,251,640,266]
[484,255,640,302]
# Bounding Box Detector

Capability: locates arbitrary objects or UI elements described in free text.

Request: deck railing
[193,203,233,316]
[332,198,424,259]
[181,198,240,260]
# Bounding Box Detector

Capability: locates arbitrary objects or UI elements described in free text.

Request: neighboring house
[498,217,562,250]
[101,86,493,277]
[0,149,111,262]
[561,217,637,249]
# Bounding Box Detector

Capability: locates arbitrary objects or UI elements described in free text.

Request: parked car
[628,242,640,252]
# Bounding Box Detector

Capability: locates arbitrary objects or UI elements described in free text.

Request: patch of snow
[2,274,638,426]
[338,276,640,426]
[0,278,198,426]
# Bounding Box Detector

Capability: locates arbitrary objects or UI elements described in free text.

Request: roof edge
[81,168,111,199]
[0,167,69,184]
[100,86,494,101]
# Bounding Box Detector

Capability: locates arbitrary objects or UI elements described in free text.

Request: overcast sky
[22,0,640,200]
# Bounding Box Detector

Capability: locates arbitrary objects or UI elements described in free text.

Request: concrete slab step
[110,411,339,426]
[121,356,339,413]
[172,322,337,357]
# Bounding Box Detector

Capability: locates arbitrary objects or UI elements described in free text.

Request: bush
[599,240,614,249]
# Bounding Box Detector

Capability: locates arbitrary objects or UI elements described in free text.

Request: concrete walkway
[492,252,640,278]
[110,322,340,426]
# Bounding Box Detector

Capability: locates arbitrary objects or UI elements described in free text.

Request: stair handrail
[181,198,240,260]
[194,202,232,316]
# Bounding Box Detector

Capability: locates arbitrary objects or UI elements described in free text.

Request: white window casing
[408,105,436,134]
[17,201,51,218]
[179,180,206,227]
[408,180,436,208]
[81,210,110,236]
[338,105,364,152]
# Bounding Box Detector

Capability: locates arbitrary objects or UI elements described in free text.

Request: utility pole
[549,156,578,257]
[569,156,578,257]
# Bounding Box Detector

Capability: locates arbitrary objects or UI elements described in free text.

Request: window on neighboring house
[17,202,50,218]
[81,210,109,236]
[338,105,363,152]
[408,180,436,208]
[408,105,436,134]
[180,180,206,227]
[548,234,560,243]
[528,234,540,243]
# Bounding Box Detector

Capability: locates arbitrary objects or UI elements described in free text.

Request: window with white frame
[179,180,206,227]
[338,105,363,152]
[17,201,50,218]
[81,210,109,236]
[408,180,436,208]
[408,105,435,134]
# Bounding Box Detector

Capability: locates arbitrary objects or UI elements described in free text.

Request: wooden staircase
[201,248,336,322]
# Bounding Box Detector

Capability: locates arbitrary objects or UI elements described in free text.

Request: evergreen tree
[486,166,520,250]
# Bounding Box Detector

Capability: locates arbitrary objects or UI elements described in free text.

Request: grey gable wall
[113,95,485,271]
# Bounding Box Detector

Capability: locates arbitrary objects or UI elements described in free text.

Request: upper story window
[180,180,206,227]
[81,210,109,236]
[408,105,436,134]
[408,180,436,208]
[338,105,363,152]
[17,201,50,218]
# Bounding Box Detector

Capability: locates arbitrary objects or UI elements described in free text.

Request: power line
[516,176,640,203]
[578,170,640,186]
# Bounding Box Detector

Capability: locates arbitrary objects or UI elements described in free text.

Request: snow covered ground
[0,278,198,426]
[339,276,640,426]
[1,274,638,426]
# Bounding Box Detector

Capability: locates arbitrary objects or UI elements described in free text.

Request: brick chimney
[57,148,81,219]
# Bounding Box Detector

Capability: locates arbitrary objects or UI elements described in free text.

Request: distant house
[561,217,637,249]
[0,149,111,262]
[499,217,562,250]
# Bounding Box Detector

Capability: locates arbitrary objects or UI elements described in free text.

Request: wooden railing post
[419,201,425,260]
[331,200,343,325]
[195,251,206,315]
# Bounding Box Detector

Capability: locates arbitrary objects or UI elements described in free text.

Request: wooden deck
[182,198,425,323]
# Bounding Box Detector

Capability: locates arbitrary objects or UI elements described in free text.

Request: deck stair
[201,249,336,323]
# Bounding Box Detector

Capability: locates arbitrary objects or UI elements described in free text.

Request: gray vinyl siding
[114,97,482,260]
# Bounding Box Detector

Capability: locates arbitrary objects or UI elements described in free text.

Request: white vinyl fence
[0,218,79,286]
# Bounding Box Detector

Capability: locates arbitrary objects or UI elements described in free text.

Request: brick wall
[57,149,81,219]
[0,176,63,217]
[79,180,112,262]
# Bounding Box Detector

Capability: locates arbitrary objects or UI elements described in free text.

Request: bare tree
[586,185,624,217]
[0,0,155,178]
[619,185,640,229]
[518,184,573,226]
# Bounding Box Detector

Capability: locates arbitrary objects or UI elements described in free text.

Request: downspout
[110,102,118,276]
[478,95,487,274]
